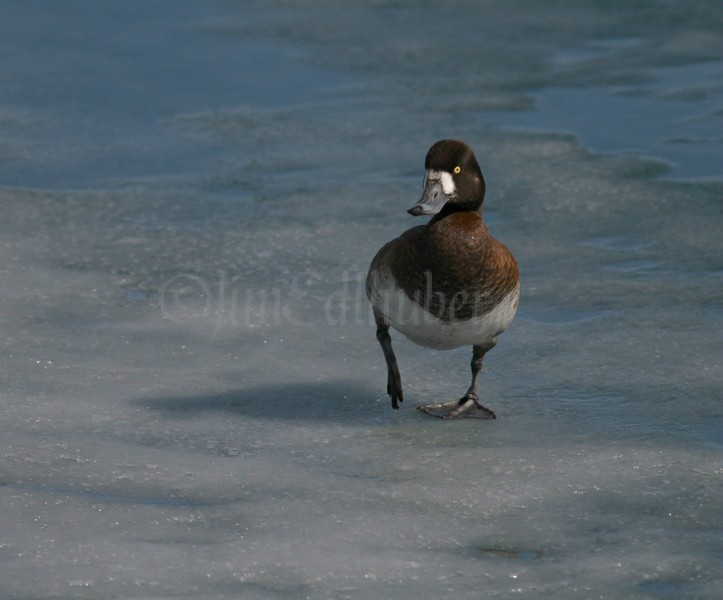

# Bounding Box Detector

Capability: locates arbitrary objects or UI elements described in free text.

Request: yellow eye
[453,166,461,174]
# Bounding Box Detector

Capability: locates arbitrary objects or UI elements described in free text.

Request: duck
[366,139,519,418]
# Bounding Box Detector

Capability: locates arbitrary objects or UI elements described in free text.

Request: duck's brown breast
[388,212,519,321]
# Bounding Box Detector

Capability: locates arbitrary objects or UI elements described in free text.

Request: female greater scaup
[366,139,519,418]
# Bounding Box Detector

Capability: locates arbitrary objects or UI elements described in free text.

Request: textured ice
[1,1,721,599]
[490,60,723,181]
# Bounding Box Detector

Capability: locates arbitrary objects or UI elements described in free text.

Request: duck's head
[408,139,486,217]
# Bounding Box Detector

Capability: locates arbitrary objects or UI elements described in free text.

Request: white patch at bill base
[426,169,456,197]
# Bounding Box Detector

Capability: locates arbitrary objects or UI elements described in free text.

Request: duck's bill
[407,180,448,216]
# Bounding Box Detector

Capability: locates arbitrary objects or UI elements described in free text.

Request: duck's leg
[458,343,498,418]
[373,308,403,409]
[418,342,497,419]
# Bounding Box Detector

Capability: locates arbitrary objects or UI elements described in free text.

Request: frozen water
[1,1,721,599]
[488,60,723,181]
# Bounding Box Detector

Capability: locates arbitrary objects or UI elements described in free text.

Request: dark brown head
[407,139,486,217]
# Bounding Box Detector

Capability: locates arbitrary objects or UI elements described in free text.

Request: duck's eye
[453,166,461,174]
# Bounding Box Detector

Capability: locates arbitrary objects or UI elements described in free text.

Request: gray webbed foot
[418,396,496,419]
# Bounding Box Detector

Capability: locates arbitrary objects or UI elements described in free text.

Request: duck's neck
[430,202,483,224]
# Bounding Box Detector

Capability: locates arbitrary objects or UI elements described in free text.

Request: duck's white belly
[369,267,519,350]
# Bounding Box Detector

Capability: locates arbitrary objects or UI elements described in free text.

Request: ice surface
[488,61,723,181]
[1,1,721,599]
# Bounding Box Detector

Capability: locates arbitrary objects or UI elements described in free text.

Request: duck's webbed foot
[387,374,403,410]
[418,343,498,419]
[418,394,496,419]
